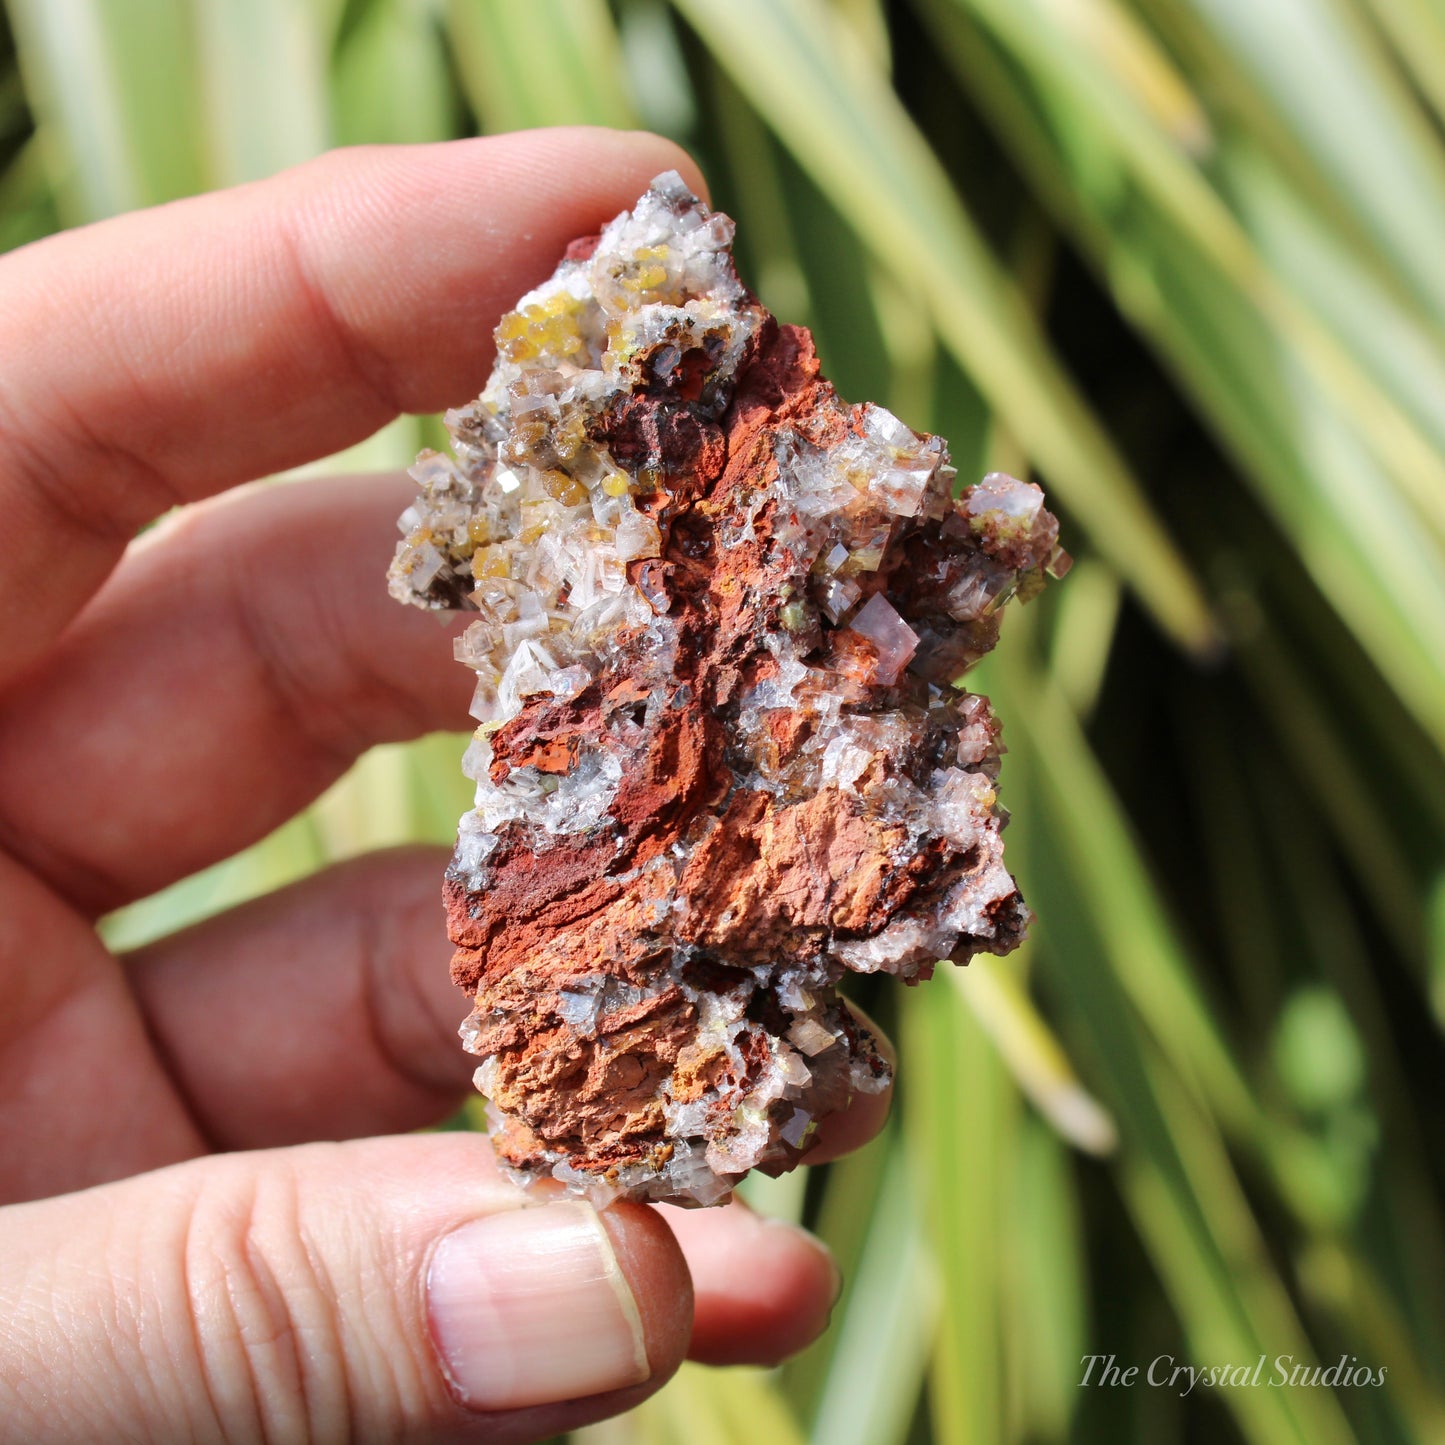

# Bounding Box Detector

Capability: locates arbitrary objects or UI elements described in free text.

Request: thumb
[0,1134,692,1443]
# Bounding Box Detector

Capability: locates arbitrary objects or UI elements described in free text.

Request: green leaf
[193,0,331,183]
[670,0,1217,655]
[951,953,1118,1157]
[807,1133,936,1445]
[445,0,636,133]
[0,133,60,250]
[7,0,205,218]
[903,981,1009,1445]
[1177,0,1445,334]
[919,0,1445,752]
[330,0,457,146]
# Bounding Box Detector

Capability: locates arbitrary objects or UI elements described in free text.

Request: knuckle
[184,1159,352,1442]
[353,860,472,1102]
[182,1154,436,1443]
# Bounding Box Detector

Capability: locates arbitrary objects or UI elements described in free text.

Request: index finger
[0,128,706,688]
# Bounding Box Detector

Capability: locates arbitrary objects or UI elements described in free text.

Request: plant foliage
[4,1,1443,1439]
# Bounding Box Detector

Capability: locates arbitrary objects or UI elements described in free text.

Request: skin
[0,128,892,1441]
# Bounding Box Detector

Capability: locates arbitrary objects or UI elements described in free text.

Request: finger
[0,847,206,1207]
[125,846,469,1151]
[658,1199,841,1365]
[0,128,706,686]
[0,1134,693,1442]
[124,847,896,1174]
[0,471,472,914]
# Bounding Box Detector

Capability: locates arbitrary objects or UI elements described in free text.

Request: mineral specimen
[388,172,1067,1206]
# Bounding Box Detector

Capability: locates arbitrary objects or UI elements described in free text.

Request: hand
[0,130,891,1442]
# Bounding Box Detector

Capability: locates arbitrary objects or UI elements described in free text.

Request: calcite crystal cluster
[389,173,1066,1206]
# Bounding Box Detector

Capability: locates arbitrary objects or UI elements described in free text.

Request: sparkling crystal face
[389,173,1066,1206]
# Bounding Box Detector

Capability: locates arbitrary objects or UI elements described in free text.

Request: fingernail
[427,1200,651,1411]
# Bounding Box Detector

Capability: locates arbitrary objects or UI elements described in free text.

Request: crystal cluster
[389,173,1067,1206]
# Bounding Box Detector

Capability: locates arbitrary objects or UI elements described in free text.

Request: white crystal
[846,593,920,685]
[787,1017,837,1056]
[969,470,1044,526]
[780,1108,813,1147]
[614,511,663,561]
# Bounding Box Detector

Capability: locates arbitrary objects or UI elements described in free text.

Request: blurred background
[3,0,1444,1440]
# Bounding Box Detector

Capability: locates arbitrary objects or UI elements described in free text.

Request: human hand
[0,130,892,1443]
